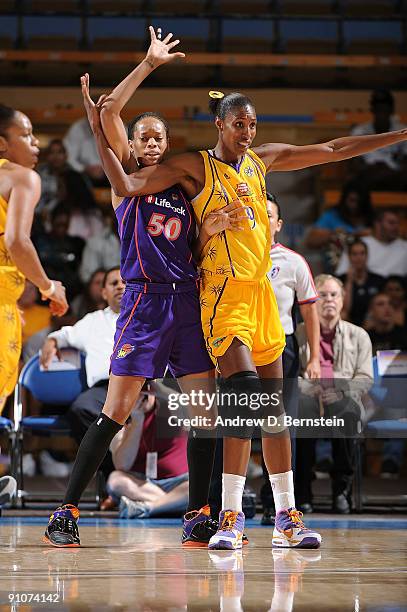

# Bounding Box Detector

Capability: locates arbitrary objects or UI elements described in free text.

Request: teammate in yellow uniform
[84,30,407,549]
[0,104,68,413]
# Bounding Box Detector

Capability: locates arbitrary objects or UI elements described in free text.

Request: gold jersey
[0,159,25,302]
[192,149,271,281]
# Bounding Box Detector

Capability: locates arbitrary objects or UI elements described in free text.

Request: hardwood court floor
[0,517,406,610]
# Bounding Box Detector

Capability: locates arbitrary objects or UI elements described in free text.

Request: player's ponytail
[208,90,225,117]
[208,91,255,120]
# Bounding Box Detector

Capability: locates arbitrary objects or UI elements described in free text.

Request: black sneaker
[182,505,249,547]
[43,504,80,547]
[182,505,219,548]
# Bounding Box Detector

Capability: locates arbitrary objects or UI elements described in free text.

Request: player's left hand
[145,26,185,69]
[81,73,107,133]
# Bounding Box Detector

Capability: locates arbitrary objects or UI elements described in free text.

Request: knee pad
[219,371,262,439]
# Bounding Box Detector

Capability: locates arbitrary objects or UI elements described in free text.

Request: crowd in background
[1,86,405,506]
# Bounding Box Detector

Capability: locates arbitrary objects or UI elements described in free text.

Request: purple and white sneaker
[272,508,321,549]
[208,510,245,550]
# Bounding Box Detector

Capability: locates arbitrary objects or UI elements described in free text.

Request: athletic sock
[269,470,295,513]
[222,473,246,513]
[186,430,216,512]
[63,413,122,507]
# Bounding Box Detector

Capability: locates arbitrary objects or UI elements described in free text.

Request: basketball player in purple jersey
[44,30,245,548]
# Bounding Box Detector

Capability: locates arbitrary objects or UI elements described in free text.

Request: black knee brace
[219,371,262,439]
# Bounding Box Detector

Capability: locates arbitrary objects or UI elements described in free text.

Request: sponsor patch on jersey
[244,166,254,177]
[172,192,179,201]
[212,336,226,348]
[116,343,135,359]
[270,266,280,279]
[236,182,252,197]
[146,195,156,204]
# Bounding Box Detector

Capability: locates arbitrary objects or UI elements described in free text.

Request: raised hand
[145,25,185,69]
[80,73,107,133]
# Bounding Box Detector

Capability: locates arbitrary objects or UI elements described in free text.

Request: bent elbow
[112,179,132,198]
[100,99,120,116]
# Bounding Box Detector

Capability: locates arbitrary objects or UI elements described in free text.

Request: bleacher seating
[87,0,145,14]
[0,3,405,87]
[279,19,338,54]
[88,16,145,51]
[23,0,81,14]
[23,15,81,50]
[344,20,402,55]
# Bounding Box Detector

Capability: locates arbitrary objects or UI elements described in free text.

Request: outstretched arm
[254,129,407,172]
[100,26,185,168]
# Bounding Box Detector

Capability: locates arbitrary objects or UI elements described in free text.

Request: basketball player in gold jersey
[83,28,407,549]
[0,104,68,414]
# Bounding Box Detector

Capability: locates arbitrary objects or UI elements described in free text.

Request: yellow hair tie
[209,90,224,99]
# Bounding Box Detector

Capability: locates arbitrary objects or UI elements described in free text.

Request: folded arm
[93,124,190,196]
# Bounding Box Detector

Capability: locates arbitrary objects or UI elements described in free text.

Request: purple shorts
[110,281,214,379]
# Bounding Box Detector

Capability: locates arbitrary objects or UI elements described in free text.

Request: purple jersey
[115,186,197,284]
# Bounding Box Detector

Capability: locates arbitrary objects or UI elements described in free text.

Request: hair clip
[209,90,225,99]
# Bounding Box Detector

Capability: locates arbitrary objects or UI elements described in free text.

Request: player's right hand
[203,200,248,236]
[40,338,60,370]
[145,26,185,69]
[46,280,69,316]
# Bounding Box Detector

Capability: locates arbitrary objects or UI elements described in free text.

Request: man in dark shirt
[341,239,384,327]
[367,292,407,353]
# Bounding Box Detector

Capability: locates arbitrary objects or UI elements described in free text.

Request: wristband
[41,281,56,298]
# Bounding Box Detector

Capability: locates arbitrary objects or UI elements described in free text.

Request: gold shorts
[200,274,285,367]
[0,300,22,414]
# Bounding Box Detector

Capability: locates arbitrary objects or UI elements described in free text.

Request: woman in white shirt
[261,193,321,523]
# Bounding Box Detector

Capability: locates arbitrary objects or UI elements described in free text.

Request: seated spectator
[350,89,407,191]
[340,239,384,327]
[295,274,373,514]
[305,181,372,272]
[39,267,124,481]
[383,275,407,330]
[18,280,51,346]
[336,209,407,278]
[366,294,407,480]
[79,207,120,283]
[34,205,85,300]
[64,116,107,186]
[365,292,407,352]
[71,268,107,320]
[36,139,97,224]
[108,381,188,519]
